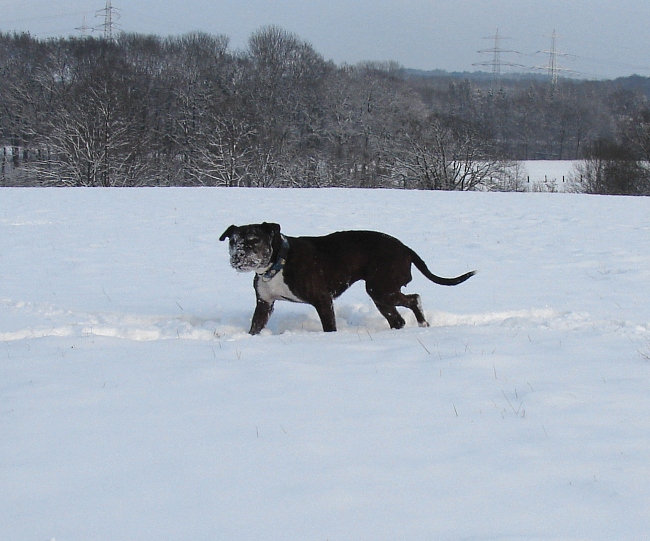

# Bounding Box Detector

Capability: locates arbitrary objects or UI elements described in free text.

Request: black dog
[220,222,475,334]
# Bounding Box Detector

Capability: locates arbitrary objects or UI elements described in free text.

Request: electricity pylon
[76,15,92,37]
[474,29,524,78]
[534,30,576,86]
[96,0,120,41]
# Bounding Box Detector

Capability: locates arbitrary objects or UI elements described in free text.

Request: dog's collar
[260,234,290,282]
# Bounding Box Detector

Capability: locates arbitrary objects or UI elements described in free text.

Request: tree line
[2,27,650,193]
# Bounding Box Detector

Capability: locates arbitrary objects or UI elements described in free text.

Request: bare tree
[395,115,503,190]
[569,140,650,195]
[245,26,329,186]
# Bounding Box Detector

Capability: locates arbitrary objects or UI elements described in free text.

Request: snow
[2,187,650,541]
[521,161,577,191]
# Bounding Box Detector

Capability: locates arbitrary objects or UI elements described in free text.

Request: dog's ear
[261,222,281,238]
[219,225,236,241]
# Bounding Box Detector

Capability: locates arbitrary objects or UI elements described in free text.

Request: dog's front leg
[250,298,274,335]
[312,297,337,332]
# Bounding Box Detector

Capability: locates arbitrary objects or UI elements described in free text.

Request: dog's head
[219,222,281,272]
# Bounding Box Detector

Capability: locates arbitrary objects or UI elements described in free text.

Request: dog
[220,222,475,334]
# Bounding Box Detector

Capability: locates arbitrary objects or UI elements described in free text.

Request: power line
[1,11,94,26]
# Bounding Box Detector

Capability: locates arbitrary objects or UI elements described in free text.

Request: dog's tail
[410,249,476,286]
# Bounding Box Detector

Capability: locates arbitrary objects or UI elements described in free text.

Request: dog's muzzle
[229,240,272,273]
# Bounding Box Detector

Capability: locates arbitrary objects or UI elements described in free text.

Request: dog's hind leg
[373,302,406,329]
[367,284,428,329]
[401,293,429,327]
[366,283,406,329]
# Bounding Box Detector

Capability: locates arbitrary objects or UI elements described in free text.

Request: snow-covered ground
[521,161,577,191]
[2,187,649,541]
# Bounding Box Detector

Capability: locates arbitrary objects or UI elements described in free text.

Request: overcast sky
[3,0,650,79]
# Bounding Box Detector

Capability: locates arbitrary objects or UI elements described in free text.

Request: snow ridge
[1,298,645,343]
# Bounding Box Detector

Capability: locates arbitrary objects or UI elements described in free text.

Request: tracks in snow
[1,298,647,343]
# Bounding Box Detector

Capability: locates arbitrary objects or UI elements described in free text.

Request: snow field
[2,187,650,541]
[522,160,576,189]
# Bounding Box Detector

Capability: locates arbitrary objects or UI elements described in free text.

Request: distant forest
[2,27,650,193]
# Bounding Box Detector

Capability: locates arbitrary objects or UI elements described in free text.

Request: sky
[3,0,650,79]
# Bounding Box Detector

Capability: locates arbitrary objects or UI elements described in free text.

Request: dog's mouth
[229,238,272,272]
[230,253,269,272]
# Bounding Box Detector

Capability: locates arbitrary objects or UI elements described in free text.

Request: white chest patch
[256,270,303,303]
